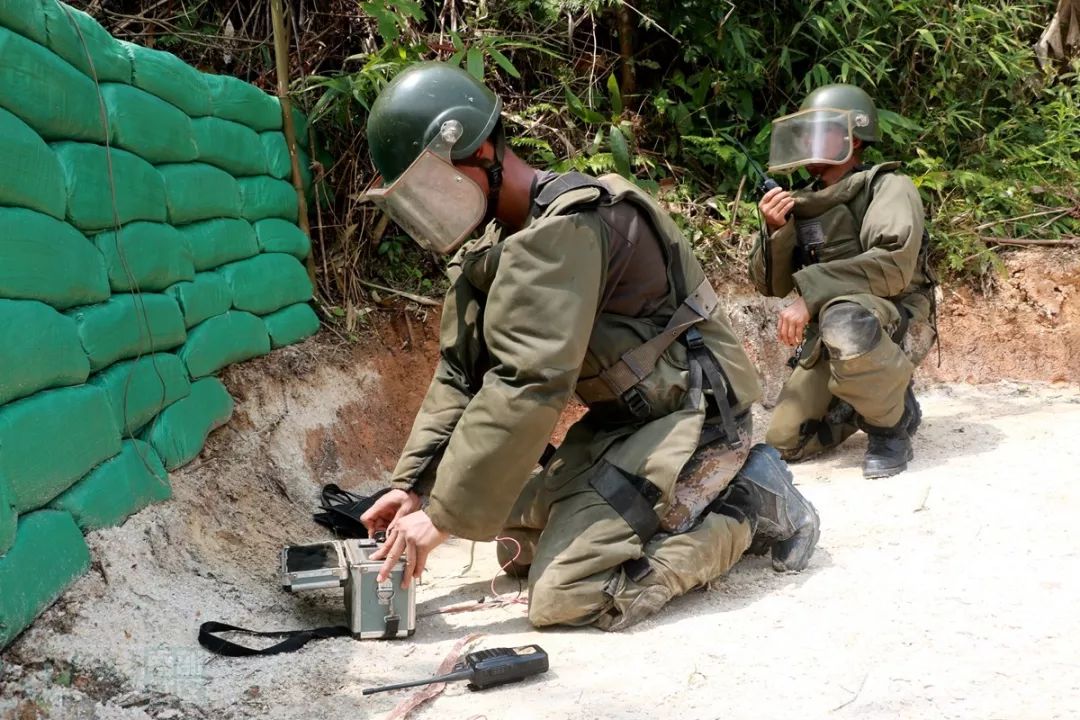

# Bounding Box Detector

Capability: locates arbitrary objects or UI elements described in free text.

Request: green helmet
[367,62,503,184]
[800,84,880,143]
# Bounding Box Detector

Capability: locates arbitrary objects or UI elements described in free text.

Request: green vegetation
[83,0,1080,314]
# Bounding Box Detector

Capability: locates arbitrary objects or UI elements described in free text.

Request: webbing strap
[198,621,352,657]
[589,461,661,541]
[577,277,719,404]
[685,328,741,449]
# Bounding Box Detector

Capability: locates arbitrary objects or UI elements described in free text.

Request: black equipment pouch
[312,485,390,538]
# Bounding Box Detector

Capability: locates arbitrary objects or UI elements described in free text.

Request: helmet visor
[360,120,487,255]
[767,108,854,174]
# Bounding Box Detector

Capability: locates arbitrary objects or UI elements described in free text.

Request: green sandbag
[0,27,105,142]
[0,0,47,45]
[142,377,233,470]
[192,117,267,177]
[0,207,110,309]
[176,219,259,272]
[88,353,191,434]
[67,294,187,372]
[53,142,167,230]
[0,479,15,556]
[291,106,309,142]
[92,222,195,293]
[254,218,311,259]
[159,163,242,224]
[263,303,320,349]
[42,2,132,84]
[178,311,270,379]
[0,299,89,406]
[50,440,170,532]
[101,83,197,164]
[238,177,298,222]
[121,40,211,117]
[165,273,233,328]
[0,107,66,219]
[205,73,281,131]
[0,385,121,512]
[0,510,90,649]
[260,131,312,188]
[218,253,312,315]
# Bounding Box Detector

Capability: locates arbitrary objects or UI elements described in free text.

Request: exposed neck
[493,150,538,232]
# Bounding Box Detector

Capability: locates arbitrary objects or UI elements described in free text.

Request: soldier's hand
[759,187,795,232]
[371,510,450,588]
[360,488,422,537]
[777,297,811,347]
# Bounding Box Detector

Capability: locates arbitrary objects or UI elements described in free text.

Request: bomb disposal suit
[750,84,937,477]
[363,63,819,630]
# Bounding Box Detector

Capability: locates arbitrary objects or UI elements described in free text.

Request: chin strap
[482,120,505,225]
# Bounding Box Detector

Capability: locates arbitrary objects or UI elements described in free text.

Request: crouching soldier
[750,84,937,477]
[360,62,820,630]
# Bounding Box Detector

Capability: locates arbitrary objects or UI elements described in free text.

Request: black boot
[709,444,820,572]
[858,410,914,479]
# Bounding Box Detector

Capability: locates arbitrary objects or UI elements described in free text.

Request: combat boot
[858,409,914,479]
[709,443,820,572]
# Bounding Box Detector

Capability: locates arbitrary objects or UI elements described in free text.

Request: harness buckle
[684,327,706,351]
[621,386,652,420]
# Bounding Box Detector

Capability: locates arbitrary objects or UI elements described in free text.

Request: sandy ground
[3,380,1079,720]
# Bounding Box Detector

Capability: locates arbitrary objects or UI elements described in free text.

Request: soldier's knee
[820,302,881,359]
[525,575,573,627]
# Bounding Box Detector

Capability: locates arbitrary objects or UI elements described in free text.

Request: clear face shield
[360,120,487,255]
[767,108,855,174]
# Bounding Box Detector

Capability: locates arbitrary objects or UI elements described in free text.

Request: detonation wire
[60,5,175,482]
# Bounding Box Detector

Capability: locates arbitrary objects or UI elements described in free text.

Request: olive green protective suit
[749,163,936,460]
[390,172,763,629]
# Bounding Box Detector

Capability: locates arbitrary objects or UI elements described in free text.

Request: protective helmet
[362,62,505,254]
[801,84,879,143]
[767,84,879,174]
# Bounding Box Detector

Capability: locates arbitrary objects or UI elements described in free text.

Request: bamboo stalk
[270,0,316,284]
[983,236,1080,247]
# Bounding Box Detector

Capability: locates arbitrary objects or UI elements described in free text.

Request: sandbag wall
[0,1,321,648]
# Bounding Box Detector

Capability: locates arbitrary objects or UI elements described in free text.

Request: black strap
[890,301,911,345]
[684,328,741,449]
[589,461,661,542]
[538,443,558,468]
[198,621,352,657]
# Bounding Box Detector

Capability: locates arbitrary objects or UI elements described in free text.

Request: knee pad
[820,302,881,359]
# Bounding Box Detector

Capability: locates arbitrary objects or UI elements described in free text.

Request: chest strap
[575,274,727,410]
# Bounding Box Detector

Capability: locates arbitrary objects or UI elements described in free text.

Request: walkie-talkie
[362,645,549,695]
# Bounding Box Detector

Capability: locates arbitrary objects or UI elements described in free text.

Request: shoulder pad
[532,172,608,218]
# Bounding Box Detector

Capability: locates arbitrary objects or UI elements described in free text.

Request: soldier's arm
[749,222,798,297]
[424,214,604,540]
[792,173,924,316]
[389,272,486,495]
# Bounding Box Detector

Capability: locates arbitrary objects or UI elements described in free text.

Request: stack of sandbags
[0,0,322,648]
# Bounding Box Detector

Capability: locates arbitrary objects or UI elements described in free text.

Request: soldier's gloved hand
[371,510,450,588]
[777,297,810,347]
[360,488,422,537]
[759,187,795,232]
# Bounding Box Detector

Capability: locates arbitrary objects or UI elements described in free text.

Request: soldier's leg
[496,467,549,578]
[526,445,819,630]
[819,298,917,477]
[766,360,859,461]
